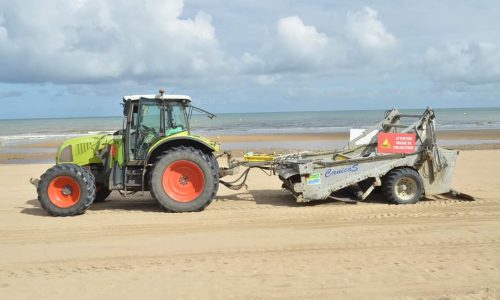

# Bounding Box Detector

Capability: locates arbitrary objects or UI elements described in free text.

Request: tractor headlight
[59,145,73,162]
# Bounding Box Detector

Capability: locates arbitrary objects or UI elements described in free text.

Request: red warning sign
[377,133,416,154]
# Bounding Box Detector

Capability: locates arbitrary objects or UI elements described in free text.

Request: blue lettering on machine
[325,164,359,177]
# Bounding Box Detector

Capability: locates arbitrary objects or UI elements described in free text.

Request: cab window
[165,103,188,135]
[135,102,162,159]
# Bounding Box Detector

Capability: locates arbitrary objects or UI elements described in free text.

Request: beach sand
[0,147,499,299]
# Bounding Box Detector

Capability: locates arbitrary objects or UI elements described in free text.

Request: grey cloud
[423,42,500,85]
[0,0,232,84]
[0,1,400,85]
[240,7,398,76]
[0,90,24,99]
[346,7,396,51]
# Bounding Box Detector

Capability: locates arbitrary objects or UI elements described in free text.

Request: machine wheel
[149,146,219,212]
[382,168,423,205]
[37,164,96,216]
[94,183,112,203]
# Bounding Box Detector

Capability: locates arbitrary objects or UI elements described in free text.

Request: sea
[1,107,500,147]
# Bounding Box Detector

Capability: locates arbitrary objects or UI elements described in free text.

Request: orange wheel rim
[47,176,81,208]
[162,160,205,202]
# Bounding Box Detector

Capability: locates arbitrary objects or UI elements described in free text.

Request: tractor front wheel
[149,146,218,212]
[37,164,96,216]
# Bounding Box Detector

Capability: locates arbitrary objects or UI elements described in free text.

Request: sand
[0,149,499,299]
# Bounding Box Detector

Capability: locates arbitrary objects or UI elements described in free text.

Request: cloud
[0,0,230,83]
[274,16,330,70]
[238,16,334,75]
[0,90,24,99]
[0,15,7,42]
[423,42,500,85]
[242,7,397,77]
[346,7,397,51]
[254,74,279,86]
[0,2,399,86]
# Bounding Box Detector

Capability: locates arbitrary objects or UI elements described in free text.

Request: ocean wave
[0,131,116,146]
[436,121,500,129]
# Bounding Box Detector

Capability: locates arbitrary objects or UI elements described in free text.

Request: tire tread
[382,168,423,205]
[149,146,218,212]
[37,164,96,216]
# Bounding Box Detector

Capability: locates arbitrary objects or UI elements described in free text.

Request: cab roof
[123,94,192,102]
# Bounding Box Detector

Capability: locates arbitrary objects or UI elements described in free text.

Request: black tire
[37,164,96,216]
[382,168,424,205]
[81,167,111,203]
[94,183,112,203]
[149,146,219,212]
[210,154,220,197]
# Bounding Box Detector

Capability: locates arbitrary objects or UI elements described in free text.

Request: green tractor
[34,90,221,216]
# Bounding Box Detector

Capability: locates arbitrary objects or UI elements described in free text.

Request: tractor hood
[56,134,116,165]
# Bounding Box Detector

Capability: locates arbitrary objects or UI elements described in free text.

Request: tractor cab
[122,91,192,160]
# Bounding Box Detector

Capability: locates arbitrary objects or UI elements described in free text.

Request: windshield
[165,102,188,135]
[140,103,161,130]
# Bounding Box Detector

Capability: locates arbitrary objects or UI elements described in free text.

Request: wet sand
[212,129,500,142]
[1,129,500,163]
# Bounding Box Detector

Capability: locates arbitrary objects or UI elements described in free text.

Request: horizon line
[1,106,500,121]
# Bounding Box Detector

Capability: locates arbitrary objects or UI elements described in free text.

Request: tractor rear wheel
[37,164,96,216]
[382,168,423,205]
[149,146,218,212]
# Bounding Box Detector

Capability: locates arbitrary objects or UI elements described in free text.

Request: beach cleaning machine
[220,107,469,205]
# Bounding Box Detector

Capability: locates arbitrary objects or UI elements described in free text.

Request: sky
[0,0,499,119]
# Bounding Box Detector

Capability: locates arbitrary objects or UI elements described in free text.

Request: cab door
[134,100,163,160]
